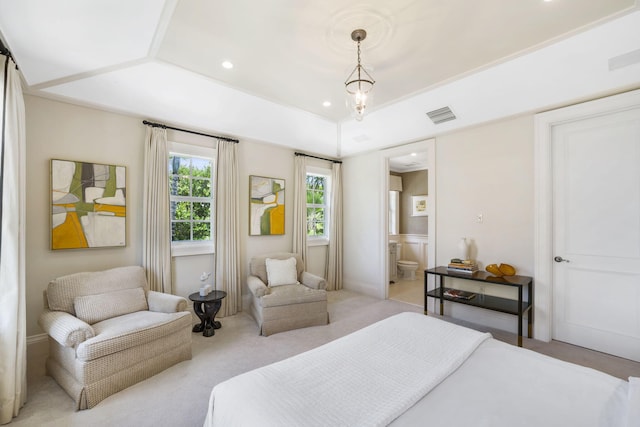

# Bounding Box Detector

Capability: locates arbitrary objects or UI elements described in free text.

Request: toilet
[396,243,419,280]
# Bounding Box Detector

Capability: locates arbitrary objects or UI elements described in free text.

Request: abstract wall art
[249,175,285,235]
[51,159,126,249]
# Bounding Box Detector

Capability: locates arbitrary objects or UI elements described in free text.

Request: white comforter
[205,312,490,427]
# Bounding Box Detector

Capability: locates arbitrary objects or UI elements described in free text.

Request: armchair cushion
[47,266,148,315]
[266,257,299,287]
[250,252,304,284]
[74,287,148,324]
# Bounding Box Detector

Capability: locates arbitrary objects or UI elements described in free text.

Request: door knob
[554,256,570,263]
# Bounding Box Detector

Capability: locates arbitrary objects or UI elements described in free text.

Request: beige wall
[342,115,534,332]
[25,94,534,337]
[398,169,428,235]
[435,114,534,331]
[24,95,328,337]
[25,95,145,336]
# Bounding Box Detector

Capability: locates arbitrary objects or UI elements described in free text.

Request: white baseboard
[343,279,383,299]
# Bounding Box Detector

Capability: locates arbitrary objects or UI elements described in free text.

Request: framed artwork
[51,159,126,249]
[411,195,428,217]
[249,175,285,235]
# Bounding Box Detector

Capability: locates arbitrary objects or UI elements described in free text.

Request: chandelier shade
[345,29,375,121]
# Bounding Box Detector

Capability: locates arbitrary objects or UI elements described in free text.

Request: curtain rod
[294,152,342,164]
[142,120,239,143]
[0,38,14,62]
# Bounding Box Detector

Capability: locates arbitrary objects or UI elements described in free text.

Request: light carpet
[13,289,640,427]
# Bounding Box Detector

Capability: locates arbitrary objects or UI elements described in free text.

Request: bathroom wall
[395,170,428,235]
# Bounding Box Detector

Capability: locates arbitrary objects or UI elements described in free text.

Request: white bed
[204,312,638,427]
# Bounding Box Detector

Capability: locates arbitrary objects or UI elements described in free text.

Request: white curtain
[0,55,27,424]
[215,140,241,316]
[142,126,172,293]
[292,155,308,265]
[325,162,343,290]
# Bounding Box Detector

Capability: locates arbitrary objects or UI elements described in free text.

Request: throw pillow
[74,287,148,324]
[265,257,299,287]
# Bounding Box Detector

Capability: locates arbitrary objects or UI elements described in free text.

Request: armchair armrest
[301,272,327,290]
[247,275,269,297]
[38,309,95,348]
[147,291,188,313]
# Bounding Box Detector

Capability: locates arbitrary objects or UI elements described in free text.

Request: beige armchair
[38,266,192,409]
[248,253,329,336]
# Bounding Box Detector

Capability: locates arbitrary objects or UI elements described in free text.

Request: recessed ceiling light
[222,61,233,69]
[410,152,417,156]
[322,101,331,107]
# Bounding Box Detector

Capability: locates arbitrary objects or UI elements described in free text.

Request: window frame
[168,141,216,257]
[389,190,400,235]
[305,166,331,247]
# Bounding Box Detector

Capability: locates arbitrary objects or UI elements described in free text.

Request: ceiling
[1,0,639,159]
[389,152,429,173]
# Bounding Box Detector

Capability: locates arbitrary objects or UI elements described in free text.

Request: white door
[552,106,640,362]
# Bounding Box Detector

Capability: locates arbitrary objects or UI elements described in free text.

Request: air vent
[426,106,456,124]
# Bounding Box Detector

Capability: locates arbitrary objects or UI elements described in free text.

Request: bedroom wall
[25,95,145,337]
[436,114,534,333]
[342,150,385,298]
[343,115,534,333]
[23,95,327,337]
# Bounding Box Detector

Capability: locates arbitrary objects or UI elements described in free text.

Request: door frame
[534,88,640,342]
[381,139,436,308]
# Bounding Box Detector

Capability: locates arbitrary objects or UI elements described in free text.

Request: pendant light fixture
[345,29,375,121]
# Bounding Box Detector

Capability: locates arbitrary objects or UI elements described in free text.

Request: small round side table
[188,290,227,337]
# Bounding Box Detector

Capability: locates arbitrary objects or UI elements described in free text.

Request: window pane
[312,190,324,204]
[192,178,211,198]
[315,221,324,236]
[171,201,191,220]
[308,220,317,236]
[193,202,210,220]
[306,175,315,189]
[193,222,211,240]
[172,222,191,241]
[169,175,190,196]
[169,156,190,175]
[191,157,211,178]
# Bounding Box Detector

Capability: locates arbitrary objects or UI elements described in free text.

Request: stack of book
[447,259,479,274]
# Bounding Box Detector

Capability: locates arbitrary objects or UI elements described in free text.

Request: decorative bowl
[498,263,516,276]
[485,264,503,277]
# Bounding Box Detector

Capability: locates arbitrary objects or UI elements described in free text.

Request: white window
[306,168,331,245]
[168,142,216,256]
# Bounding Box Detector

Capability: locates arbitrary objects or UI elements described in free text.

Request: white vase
[458,237,469,260]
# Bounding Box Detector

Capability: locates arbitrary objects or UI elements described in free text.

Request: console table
[424,267,533,347]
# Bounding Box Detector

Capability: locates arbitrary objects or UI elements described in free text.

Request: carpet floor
[12,290,640,427]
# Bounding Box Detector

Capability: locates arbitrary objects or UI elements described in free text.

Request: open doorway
[382,140,436,311]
